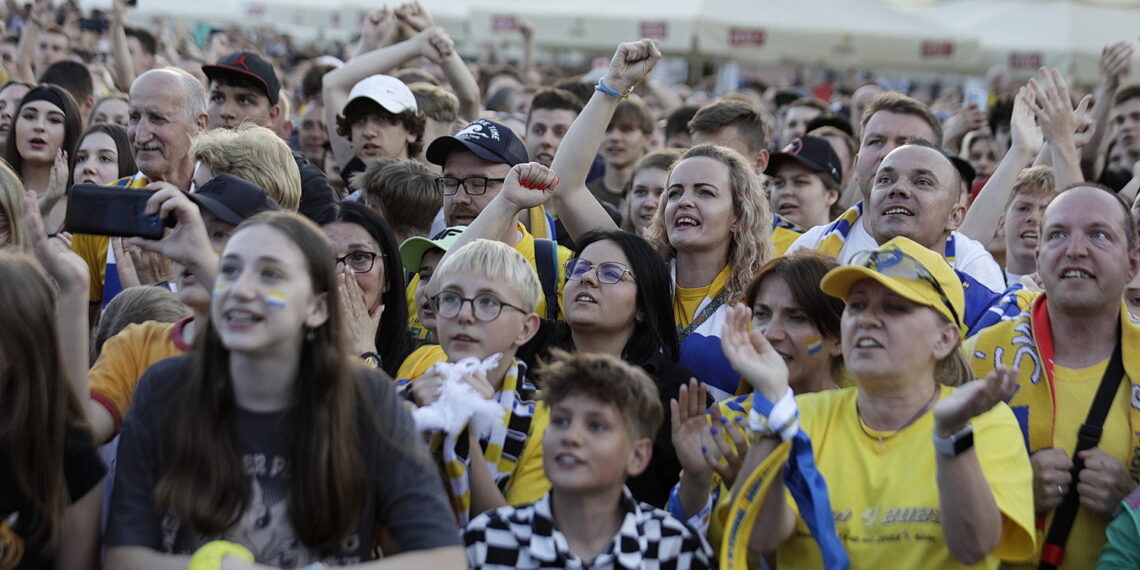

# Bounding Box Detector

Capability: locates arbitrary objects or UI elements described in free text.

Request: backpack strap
[534,238,560,320]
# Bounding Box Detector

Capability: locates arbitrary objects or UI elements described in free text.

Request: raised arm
[396,2,481,121]
[932,367,1018,564]
[441,162,558,263]
[23,191,90,402]
[720,303,798,553]
[1029,68,1087,189]
[322,24,450,170]
[12,0,46,84]
[109,0,134,92]
[1082,42,1133,179]
[548,39,660,241]
[959,87,1041,241]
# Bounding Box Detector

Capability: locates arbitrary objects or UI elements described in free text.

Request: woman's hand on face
[932,366,1017,437]
[499,162,559,211]
[721,303,789,401]
[339,271,381,356]
[671,378,714,477]
[46,149,68,199]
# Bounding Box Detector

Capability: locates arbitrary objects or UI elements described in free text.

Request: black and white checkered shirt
[463,488,714,569]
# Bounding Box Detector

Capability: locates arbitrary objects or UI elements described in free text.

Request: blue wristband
[595,77,626,98]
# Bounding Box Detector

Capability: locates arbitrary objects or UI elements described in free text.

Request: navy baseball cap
[426,119,528,167]
[190,173,280,225]
[766,136,843,186]
[202,51,281,106]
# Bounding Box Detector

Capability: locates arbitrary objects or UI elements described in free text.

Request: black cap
[949,156,977,191]
[426,119,528,167]
[766,136,843,186]
[190,173,280,225]
[202,51,281,106]
[806,112,854,138]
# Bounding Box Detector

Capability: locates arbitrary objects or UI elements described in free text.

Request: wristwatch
[933,424,974,456]
[360,352,381,369]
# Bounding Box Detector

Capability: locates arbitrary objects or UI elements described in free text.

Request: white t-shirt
[788,215,1006,292]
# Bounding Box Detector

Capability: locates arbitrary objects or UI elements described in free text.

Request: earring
[305,328,316,342]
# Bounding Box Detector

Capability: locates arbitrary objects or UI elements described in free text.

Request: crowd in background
[3,0,1140,569]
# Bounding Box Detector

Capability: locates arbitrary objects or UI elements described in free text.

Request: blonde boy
[403,239,547,524]
[463,351,713,569]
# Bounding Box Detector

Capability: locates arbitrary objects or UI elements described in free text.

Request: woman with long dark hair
[104,211,463,566]
[4,85,82,232]
[323,200,415,377]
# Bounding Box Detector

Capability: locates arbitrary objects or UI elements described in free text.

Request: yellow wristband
[188,540,255,570]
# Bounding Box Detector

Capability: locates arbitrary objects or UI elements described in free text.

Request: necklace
[855,382,940,453]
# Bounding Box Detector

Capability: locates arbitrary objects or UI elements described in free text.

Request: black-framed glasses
[565,258,635,284]
[431,291,527,321]
[850,247,960,327]
[434,175,506,196]
[335,251,381,273]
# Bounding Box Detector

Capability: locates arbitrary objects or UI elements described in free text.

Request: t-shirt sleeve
[975,401,1037,562]
[1099,499,1140,569]
[504,403,551,506]
[88,325,148,428]
[104,357,183,548]
[367,370,462,550]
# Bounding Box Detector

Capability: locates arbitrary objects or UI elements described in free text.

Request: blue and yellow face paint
[267,290,287,309]
[805,335,823,356]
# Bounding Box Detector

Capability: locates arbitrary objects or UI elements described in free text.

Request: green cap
[399,226,467,272]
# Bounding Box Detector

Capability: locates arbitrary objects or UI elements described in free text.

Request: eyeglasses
[435,175,506,196]
[335,251,381,273]
[850,247,960,327]
[431,291,527,321]
[565,258,635,284]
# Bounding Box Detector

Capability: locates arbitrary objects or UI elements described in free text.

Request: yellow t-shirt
[776,386,1037,569]
[1002,360,1134,570]
[674,265,731,330]
[72,233,109,303]
[89,317,191,429]
[395,344,447,381]
[773,224,802,256]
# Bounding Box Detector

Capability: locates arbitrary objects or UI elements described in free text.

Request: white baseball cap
[345,74,417,114]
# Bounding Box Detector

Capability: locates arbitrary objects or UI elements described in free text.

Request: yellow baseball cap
[820,236,964,330]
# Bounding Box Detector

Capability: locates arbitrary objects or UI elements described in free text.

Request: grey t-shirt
[106,355,459,565]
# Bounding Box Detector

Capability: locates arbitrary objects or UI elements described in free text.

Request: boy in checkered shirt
[463,351,714,569]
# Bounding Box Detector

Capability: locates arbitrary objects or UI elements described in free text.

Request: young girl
[0,252,104,569]
[104,212,463,567]
[4,85,81,232]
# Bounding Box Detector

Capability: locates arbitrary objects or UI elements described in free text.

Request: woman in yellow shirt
[724,236,1036,569]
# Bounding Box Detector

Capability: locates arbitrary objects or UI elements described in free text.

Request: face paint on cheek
[212,280,229,298]
[267,290,287,309]
[806,335,823,356]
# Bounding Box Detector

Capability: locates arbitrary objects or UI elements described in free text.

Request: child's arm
[547,39,659,242]
[468,428,510,516]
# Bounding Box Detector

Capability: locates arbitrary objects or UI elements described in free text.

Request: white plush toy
[411,353,506,438]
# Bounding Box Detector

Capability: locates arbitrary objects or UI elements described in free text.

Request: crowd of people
[3,0,1140,568]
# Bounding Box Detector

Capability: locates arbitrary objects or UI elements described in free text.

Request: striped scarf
[814,201,958,263]
[435,359,539,525]
[967,290,1140,480]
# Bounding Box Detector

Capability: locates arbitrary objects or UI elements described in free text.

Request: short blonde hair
[430,239,541,312]
[191,124,301,212]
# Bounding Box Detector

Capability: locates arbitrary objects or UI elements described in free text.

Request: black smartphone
[125,0,137,6]
[64,184,173,239]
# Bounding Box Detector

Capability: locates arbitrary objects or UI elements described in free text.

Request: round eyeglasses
[564,258,635,284]
[335,251,380,273]
[431,291,527,321]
